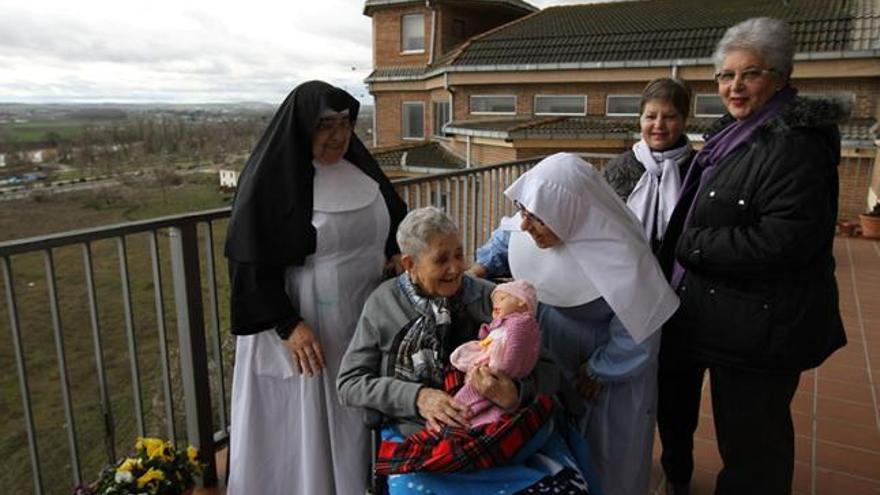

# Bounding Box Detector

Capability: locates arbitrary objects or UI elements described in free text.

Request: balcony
[1,157,878,495]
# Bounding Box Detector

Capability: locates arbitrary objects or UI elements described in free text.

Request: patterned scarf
[394,272,455,388]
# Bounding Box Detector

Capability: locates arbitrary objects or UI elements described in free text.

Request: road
[0,166,220,202]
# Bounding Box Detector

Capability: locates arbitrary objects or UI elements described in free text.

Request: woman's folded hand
[283,321,326,377]
[416,388,472,431]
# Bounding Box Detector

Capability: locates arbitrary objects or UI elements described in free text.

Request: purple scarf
[671,86,797,287]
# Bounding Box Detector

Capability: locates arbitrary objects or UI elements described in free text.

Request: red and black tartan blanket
[375,369,555,475]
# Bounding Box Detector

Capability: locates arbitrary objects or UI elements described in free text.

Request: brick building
[363,0,880,220]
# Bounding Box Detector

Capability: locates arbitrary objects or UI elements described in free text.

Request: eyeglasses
[513,199,544,226]
[315,117,353,133]
[714,68,777,85]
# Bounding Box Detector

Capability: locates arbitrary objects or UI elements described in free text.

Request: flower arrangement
[73,437,204,495]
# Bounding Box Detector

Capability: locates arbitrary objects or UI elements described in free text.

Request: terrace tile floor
[197,237,880,495]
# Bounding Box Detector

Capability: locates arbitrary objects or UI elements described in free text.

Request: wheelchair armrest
[364,407,385,429]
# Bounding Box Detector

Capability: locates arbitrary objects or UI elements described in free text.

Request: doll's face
[491,291,527,319]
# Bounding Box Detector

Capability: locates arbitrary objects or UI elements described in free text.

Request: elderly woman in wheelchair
[337,207,598,495]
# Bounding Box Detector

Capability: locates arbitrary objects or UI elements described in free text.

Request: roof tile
[451,0,880,68]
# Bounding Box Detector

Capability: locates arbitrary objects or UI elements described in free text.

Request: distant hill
[0,102,277,120]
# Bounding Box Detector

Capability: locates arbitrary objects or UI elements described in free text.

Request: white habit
[228,158,390,494]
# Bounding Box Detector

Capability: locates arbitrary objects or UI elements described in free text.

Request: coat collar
[705,94,851,140]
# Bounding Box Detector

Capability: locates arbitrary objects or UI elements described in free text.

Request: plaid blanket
[376,394,555,475]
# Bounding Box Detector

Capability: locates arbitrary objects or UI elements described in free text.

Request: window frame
[799,91,856,107]
[605,94,641,117]
[433,100,451,138]
[534,94,588,116]
[400,13,426,54]
[469,94,517,116]
[693,93,726,118]
[402,101,426,140]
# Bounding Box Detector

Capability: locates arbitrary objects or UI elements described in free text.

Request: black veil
[225,80,406,334]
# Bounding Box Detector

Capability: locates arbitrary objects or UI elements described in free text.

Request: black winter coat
[661,96,847,372]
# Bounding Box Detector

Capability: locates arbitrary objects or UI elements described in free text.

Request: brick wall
[374,92,427,148]
[453,82,661,121]
[437,4,527,55]
[685,78,878,119]
[794,78,878,119]
[870,146,880,209]
[373,6,431,68]
[450,78,878,121]
[839,153,878,220]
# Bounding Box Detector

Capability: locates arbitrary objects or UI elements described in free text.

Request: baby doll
[450,280,541,427]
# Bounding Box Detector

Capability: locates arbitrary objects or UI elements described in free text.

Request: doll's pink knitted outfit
[449,281,540,426]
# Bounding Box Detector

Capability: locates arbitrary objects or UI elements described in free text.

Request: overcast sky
[0,0,618,105]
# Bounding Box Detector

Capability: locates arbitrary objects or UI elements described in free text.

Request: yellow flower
[187,446,199,465]
[117,457,143,473]
[137,437,172,461]
[136,467,165,488]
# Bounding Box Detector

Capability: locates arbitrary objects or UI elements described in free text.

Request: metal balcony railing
[0,153,613,495]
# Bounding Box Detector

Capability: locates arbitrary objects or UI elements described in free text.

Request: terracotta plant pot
[860,213,880,239]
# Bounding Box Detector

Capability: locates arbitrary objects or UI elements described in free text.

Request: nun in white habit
[225,81,406,494]
[477,152,679,495]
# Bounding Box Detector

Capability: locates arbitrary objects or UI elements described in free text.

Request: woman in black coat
[658,17,847,495]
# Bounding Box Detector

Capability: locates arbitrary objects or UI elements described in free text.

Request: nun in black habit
[225,80,406,494]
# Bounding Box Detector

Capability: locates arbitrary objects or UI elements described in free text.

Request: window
[470,95,516,115]
[694,94,726,117]
[401,14,425,53]
[606,95,641,116]
[452,19,466,38]
[800,91,856,107]
[402,102,425,139]
[535,95,587,116]
[433,101,451,137]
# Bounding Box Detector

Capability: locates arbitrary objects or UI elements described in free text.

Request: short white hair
[713,17,795,81]
[396,207,458,259]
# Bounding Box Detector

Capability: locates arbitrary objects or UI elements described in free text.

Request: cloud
[1,0,598,104]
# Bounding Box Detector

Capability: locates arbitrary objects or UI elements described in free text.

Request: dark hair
[640,78,692,119]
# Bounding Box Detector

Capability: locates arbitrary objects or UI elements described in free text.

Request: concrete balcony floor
[196,237,880,495]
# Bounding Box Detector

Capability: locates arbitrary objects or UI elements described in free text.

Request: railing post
[168,223,217,486]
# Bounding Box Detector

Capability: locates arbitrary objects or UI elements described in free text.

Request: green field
[0,175,235,494]
[0,120,93,144]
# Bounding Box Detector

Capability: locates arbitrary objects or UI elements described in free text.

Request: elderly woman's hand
[416,388,472,431]
[283,321,326,376]
[467,365,519,411]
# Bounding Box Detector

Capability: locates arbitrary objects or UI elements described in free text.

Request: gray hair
[712,17,795,81]
[396,206,459,258]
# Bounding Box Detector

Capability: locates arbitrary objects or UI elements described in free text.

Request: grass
[0,120,92,144]
[0,175,235,494]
